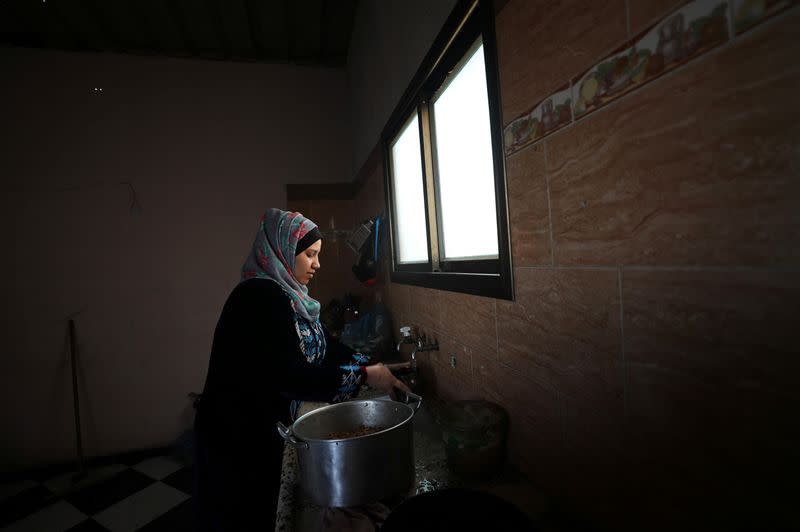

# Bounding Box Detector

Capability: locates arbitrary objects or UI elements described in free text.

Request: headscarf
[241,208,321,321]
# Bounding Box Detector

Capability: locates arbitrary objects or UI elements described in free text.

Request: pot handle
[276,422,309,449]
[403,391,423,413]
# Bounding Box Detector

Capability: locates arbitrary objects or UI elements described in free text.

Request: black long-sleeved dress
[193,278,366,531]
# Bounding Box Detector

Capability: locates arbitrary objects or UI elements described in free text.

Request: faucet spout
[410,339,439,370]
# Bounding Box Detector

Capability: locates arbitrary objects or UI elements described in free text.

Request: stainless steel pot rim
[299,418,411,443]
[291,399,415,443]
[283,392,422,444]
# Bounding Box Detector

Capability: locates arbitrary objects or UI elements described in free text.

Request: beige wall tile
[390,282,412,328]
[415,353,438,394]
[473,352,566,490]
[547,11,800,266]
[432,332,475,383]
[623,269,800,527]
[406,284,439,334]
[623,270,798,394]
[436,290,497,354]
[505,143,552,266]
[496,0,627,123]
[497,267,623,404]
[430,360,479,402]
[474,352,561,428]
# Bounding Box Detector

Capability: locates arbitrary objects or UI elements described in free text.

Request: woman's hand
[364,363,411,399]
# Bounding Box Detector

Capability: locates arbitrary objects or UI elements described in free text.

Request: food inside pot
[326,425,385,439]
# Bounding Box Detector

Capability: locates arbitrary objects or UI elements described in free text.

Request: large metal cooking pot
[277,392,422,507]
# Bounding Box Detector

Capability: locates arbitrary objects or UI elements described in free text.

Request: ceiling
[0,0,359,67]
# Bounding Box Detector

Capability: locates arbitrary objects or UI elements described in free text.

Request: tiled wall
[299,1,799,528]
[502,0,798,154]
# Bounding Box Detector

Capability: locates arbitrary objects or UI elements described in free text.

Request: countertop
[274,386,547,531]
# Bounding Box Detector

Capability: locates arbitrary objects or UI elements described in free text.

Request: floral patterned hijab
[241,208,321,321]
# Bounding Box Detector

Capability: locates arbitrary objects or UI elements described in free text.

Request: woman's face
[294,239,322,285]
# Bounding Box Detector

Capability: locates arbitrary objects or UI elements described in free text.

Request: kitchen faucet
[386,326,439,392]
[395,326,439,371]
[410,335,439,370]
[396,326,415,353]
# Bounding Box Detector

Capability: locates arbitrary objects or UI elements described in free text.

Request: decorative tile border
[574,0,729,120]
[503,83,572,154]
[571,40,645,121]
[503,0,796,156]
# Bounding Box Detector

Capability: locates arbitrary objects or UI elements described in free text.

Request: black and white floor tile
[0,456,195,532]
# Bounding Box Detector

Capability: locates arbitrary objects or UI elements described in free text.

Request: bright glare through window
[390,115,428,264]
[383,0,513,299]
[432,42,498,260]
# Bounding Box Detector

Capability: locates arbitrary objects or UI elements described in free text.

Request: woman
[194,208,408,531]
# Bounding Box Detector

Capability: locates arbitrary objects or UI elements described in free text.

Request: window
[390,114,428,264]
[382,0,513,299]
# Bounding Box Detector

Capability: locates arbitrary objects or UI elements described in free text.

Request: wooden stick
[68,319,86,482]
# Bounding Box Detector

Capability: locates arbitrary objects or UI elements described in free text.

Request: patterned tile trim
[503,83,572,154]
[503,0,797,156]
[574,0,730,120]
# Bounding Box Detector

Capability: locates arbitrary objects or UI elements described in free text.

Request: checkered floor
[0,456,195,532]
